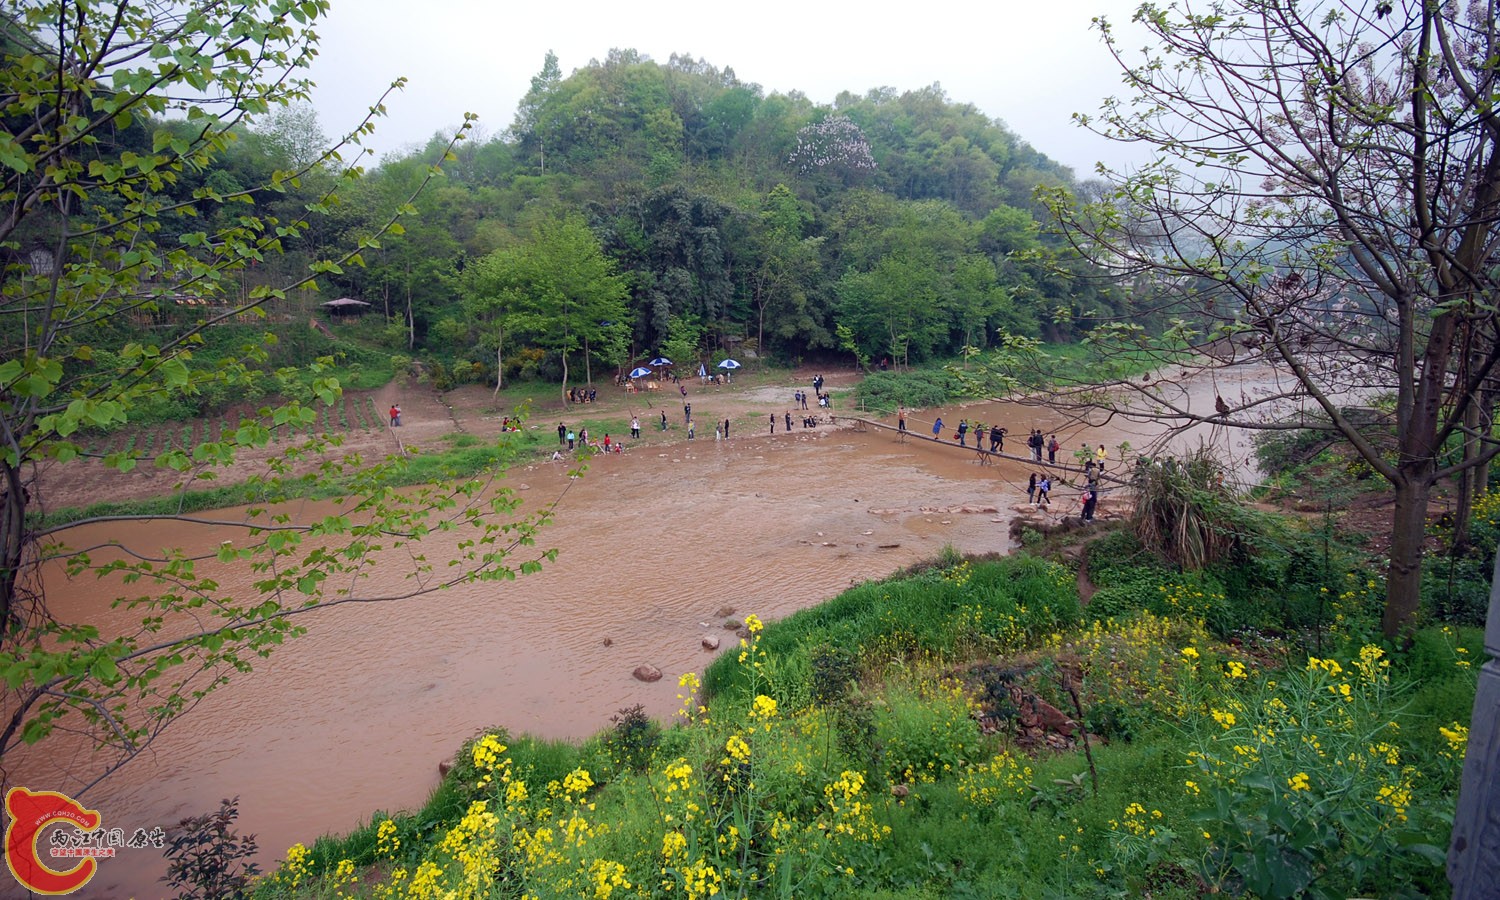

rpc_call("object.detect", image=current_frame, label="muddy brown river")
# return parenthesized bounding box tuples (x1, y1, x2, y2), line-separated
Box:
(8, 375, 1274, 897)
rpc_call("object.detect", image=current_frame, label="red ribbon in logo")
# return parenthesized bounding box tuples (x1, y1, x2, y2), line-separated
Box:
(5, 787, 102, 895)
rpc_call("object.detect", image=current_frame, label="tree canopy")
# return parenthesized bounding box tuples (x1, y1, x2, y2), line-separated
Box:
(0, 0, 549, 796)
(319, 51, 1133, 379)
(1031, 0, 1500, 637)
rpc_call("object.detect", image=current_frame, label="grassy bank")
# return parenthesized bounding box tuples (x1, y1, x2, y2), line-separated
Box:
(850, 341, 1175, 415)
(226, 520, 1479, 899)
(37, 430, 547, 530)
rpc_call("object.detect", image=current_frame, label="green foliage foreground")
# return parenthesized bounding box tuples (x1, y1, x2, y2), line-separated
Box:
(249, 548, 1480, 900)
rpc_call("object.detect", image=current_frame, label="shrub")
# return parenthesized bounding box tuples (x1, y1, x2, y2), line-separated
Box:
(1180, 647, 1451, 898)
(1087, 571, 1171, 620)
(1084, 528, 1155, 580)
(853, 369, 964, 411)
(811, 644, 858, 706)
(604, 704, 660, 775)
(162, 797, 260, 900)
(1424, 551, 1493, 627)
(1254, 427, 1335, 476)
(878, 679, 983, 786)
(1132, 449, 1251, 570)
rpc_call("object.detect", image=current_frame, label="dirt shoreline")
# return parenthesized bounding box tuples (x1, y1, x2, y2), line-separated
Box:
(37, 367, 871, 512)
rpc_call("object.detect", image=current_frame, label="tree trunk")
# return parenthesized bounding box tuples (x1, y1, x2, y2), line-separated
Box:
(755, 281, 766, 359)
(493, 326, 504, 400)
(0, 461, 24, 633)
(583, 336, 592, 386)
(560, 350, 569, 404)
(1477, 387, 1496, 502)
(1383, 476, 1433, 639)
(405, 259, 415, 351)
(1454, 396, 1482, 554)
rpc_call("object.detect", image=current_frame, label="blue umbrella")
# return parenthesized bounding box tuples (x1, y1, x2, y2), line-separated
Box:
(649, 356, 673, 367)
(716, 359, 741, 370)
(628, 367, 653, 378)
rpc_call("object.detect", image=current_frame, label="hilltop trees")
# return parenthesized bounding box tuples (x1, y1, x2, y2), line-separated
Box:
(339, 52, 1110, 368)
(1040, 0, 1500, 637)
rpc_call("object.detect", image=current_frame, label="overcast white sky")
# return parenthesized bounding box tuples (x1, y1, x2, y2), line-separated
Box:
(306, 0, 1152, 178)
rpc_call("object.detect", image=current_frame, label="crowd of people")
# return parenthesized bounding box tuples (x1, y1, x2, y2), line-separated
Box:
(895, 404, 1110, 523)
(548, 373, 1104, 522)
(552, 374, 838, 460)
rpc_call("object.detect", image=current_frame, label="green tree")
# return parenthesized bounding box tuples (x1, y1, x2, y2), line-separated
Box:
(463, 216, 628, 397)
(836, 251, 946, 369)
(750, 184, 827, 356)
(254, 101, 330, 171)
(1043, 0, 1500, 637)
(0, 0, 538, 794)
(510, 50, 562, 173)
(462, 241, 540, 395)
(658, 314, 706, 377)
(948, 254, 1007, 354)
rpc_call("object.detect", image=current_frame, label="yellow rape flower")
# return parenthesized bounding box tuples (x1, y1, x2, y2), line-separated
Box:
(376, 818, 400, 858)
(589, 858, 632, 898)
(283, 843, 310, 889)
(563, 768, 594, 801)
(1440, 722, 1469, 759)
(724, 734, 751, 764)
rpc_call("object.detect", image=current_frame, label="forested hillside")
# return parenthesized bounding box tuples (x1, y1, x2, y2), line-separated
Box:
(23, 49, 1131, 388)
(392, 52, 1132, 378)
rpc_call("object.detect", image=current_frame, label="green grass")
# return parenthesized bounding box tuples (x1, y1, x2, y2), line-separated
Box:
(703, 554, 1080, 704)
(850, 342, 1177, 414)
(34, 430, 543, 530)
(248, 546, 1476, 900)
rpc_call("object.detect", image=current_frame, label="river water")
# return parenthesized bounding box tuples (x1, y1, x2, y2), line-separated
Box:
(8, 375, 1273, 898)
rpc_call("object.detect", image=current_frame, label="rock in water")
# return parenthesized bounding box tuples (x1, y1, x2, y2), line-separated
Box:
(632, 664, 663, 683)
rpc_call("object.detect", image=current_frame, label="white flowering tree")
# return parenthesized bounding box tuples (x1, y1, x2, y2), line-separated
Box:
(1034, 0, 1500, 638)
(788, 114, 876, 180)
